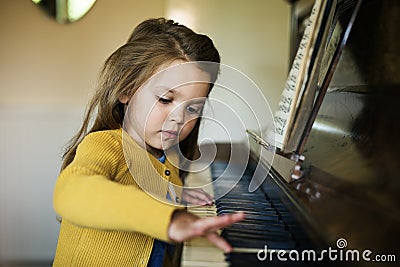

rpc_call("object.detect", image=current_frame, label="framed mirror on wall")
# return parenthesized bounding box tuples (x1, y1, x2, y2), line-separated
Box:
(32, 0, 97, 24)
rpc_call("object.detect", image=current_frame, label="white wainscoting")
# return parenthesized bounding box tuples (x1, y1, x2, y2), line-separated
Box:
(0, 105, 84, 263)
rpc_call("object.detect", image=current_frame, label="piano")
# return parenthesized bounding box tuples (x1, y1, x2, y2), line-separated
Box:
(180, 0, 400, 266)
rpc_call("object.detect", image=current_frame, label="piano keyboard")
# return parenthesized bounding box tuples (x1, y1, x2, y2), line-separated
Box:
(180, 166, 228, 267)
(182, 159, 316, 267)
(212, 161, 315, 266)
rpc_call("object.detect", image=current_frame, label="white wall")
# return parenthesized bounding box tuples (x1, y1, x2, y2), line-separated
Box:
(0, 106, 83, 262)
(0, 0, 289, 263)
(165, 0, 290, 143)
(0, 0, 164, 263)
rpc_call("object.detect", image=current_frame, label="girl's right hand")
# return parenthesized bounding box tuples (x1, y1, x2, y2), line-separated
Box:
(167, 210, 245, 253)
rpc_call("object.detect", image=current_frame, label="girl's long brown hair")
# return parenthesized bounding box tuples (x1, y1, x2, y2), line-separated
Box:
(61, 18, 220, 178)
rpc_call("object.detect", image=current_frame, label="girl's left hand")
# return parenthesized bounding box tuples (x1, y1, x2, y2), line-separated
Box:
(181, 188, 213, 206)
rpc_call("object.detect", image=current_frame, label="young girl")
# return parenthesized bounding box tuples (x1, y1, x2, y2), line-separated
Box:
(52, 18, 244, 267)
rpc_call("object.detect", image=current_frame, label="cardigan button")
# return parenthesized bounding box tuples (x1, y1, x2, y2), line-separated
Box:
(165, 170, 171, 176)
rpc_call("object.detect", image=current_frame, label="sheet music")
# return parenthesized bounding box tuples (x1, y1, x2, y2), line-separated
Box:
(286, 0, 337, 152)
(272, 0, 337, 153)
(318, 12, 344, 86)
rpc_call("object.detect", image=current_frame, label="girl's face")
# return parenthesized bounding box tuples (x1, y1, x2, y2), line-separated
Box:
(124, 61, 211, 156)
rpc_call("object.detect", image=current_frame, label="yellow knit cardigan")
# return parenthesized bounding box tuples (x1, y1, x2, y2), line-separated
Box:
(53, 129, 183, 267)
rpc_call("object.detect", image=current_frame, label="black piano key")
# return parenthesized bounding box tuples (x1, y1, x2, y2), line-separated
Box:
(217, 195, 263, 200)
(216, 205, 274, 212)
(223, 233, 294, 247)
(216, 202, 273, 209)
(216, 203, 276, 213)
(215, 192, 257, 198)
(217, 209, 276, 216)
(271, 203, 289, 210)
(216, 201, 272, 207)
(217, 208, 274, 216)
(224, 227, 293, 239)
(222, 230, 295, 245)
(226, 236, 296, 250)
(221, 212, 280, 222)
(218, 197, 268, 202)
(216, 206, 273, 213)
(229, 221, 286, 232)
(219, 193, 267, 200)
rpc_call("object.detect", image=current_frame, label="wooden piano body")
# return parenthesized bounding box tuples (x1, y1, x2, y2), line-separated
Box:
(181, 0, 400, 266)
